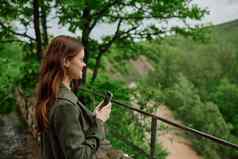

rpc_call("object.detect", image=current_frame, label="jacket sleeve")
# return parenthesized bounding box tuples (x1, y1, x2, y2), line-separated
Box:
(87, 113, 106, 143)
(52, 101, 104, 159)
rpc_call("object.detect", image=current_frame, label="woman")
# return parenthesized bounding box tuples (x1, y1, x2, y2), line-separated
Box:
(34, 35, 111, 159)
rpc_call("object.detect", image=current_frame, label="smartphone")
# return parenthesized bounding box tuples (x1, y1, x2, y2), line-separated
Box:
(98, 91, 113, 111)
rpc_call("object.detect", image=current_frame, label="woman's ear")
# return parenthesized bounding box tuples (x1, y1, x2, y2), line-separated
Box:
(64, 58, 71, 68)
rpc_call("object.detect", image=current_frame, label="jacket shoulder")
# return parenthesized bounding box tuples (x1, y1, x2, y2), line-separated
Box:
(49, 98, 80, 124)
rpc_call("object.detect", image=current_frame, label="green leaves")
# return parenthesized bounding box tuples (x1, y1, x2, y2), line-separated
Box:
(188, 4, 209, 20)
(210, 79, 238, 136)
(64, 0, 85, 8)
(163, 74, 231, 159)
(57, 0, 208, 41)
(131, 22, 238, 158)
(0, 42, 24, 113)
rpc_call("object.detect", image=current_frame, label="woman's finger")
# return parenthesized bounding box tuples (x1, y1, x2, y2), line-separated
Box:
(104, 106, 111, 113)
(106, 103, 112, 109)
(100, 103, 111, 110)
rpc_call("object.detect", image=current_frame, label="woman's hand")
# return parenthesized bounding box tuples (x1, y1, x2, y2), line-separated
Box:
(94, 101, 112, 122)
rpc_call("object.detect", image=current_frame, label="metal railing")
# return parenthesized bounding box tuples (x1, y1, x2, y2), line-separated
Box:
(81, 87, 238, 159)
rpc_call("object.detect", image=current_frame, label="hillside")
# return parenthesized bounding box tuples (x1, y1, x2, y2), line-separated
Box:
(105, 19, 238, 159)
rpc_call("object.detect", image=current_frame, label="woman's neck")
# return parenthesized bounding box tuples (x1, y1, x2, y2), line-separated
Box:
(62, 76, 71, 90)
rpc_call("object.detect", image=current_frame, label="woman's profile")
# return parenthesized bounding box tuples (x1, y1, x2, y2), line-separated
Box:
(34, 35, 111, 159)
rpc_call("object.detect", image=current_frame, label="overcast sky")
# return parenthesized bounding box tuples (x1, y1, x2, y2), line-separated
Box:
(24, 0, 238, 40)
(193, 0, 238, 24)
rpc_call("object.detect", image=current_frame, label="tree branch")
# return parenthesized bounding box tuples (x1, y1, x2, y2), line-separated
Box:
(0, 39, 23, 43)
(90, 18, 123, 83)
(107, 14, 185, 20)
(90, 21, 139, 83)
(98, 20, 138, 54)
(89, 0, 120, 32)
(99, 18, 123, 52)
(0, 21, 35, 41)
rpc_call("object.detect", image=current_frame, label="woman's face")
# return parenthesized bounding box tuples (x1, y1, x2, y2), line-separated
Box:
(64, 49, 86, 80)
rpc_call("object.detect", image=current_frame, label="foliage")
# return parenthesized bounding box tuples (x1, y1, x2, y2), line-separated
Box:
(1, 0, 209, 83)
(0, 42, 24, 113)
(210, 79, 238, 136)
(17, 54, 40, 96)
(132, 21, 238, 158)
(164, 74, 232, 159)
(131, 70, 165, 113)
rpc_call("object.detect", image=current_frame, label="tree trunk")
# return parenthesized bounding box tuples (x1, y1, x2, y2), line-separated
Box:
(33, 0, 42, 60)
(40, 2, 48, 48)
(81, 47, 89, 85)
(91, 51, 103, 83)
(81, 5, 91, 85)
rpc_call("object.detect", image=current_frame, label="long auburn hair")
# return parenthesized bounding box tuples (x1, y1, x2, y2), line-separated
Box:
(35, 35, 84, 134)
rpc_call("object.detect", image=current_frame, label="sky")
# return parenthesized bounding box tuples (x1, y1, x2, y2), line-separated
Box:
(193, 0, 238, 24)
(19, 0, 238, 41)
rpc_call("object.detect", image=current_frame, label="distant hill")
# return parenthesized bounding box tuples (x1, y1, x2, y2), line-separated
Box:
(215, 19, 238, 30)
(106, 18, 238, 82)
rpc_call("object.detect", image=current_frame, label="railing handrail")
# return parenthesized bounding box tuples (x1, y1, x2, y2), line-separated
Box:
(80, 87, 238, 151)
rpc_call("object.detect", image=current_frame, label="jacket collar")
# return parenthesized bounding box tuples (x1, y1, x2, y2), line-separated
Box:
(57, 82, 97, 121)
(57, 82, 78, 105)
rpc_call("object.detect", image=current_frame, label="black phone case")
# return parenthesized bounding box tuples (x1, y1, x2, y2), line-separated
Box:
(99, 91, 112, 110)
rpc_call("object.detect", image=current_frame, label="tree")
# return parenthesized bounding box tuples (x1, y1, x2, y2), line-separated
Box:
(0, 0, 52, 59)
(0, 0, 208, 85)
(56, 0, 208, 84)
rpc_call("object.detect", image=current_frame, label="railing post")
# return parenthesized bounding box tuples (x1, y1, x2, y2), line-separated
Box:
(150, 116, 157, 159)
